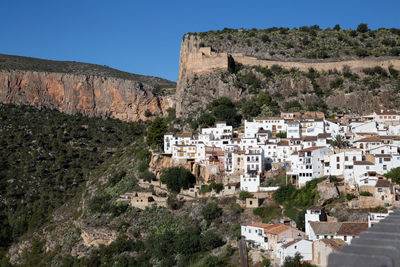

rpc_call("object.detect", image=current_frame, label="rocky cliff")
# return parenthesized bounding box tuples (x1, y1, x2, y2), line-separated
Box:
(176, 32, 400, 117)
(0, 54, 176, 121)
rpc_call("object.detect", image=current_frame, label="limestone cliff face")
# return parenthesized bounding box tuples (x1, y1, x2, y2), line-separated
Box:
(0, 70, 174, 121)
(176, 34, 400, 117)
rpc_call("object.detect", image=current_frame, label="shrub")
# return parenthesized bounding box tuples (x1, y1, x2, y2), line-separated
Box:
(253, 206, 282, 223)
(346, 193, 357, 200)
(209, 181, 224, 193)
(202, 202, 222, 223)
(146, 117, 168, 149)
(174, 226, 201, 255)
(356, 23, 369, 33)
(384, 167, 400, 183)
(239, 191, 254, 200)
(276, 132, 287, 138)
(360, 191, 373, 197)
(201, 230, 224, 251)
(88, 194, 112, 213)
(160, 167, 196, 193)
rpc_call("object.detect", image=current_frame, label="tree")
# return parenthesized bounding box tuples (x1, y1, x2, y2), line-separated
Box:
(331, 135, 349, 149)
(239, 191, 254, 200)
(146, 117, 168, 149)
(160, 167, 196, 193)
(174, 226, 202, 255)
(333, 24, 341, 31)
(295, 209, 306, 231)
(201, 230, 224, 251)
(201, 202, 222, 223)
(384, 167, 400, 183)
(283, 252, 313, 267)
(357, 23, 369, 33)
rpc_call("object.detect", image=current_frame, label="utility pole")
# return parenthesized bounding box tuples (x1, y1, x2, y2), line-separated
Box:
(238, 237, 249, 267)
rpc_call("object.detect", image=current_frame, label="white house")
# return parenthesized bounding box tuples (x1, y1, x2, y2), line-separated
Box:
(241, 223, 270, 249)
(286, 120, 301, 138)
(240, 173, 260, 192)
(305, 206, 327, 239)
(278, 239, 313, 264)
(323, 149, 363, 183)
(350, 121, 377, 134)
(287, 146, 331, 187)
(353, 160, 377, 186)
(244, 148, 264, 175)
(308, 222, 368, 244)
(373, 109, 400, 123)
(201, 121, 232, 140)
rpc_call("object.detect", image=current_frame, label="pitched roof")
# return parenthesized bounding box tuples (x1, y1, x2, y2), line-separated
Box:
(248, 223, 272, 229)
(298, 146, 326, 152)
(375, 109, 398, 115)
(263, 224, 291, 235)
(303, 136, 318, 141)
(254, 116, 283, 121)
(278, 140, 289, 146)
(320, 239, 347, 251)
(310, 222, 368, 236)
(354, 137, 382, 143)
(337, 222, 368, 236)
(376, 179, 392, 188)
(354, 161, 374, 165)
(374, 154, 392, 158)
(318, 133, 332, 139)
(215, 121, 226, 124)
(177, 132, 192, 138)
(281, 239, 302, 249)
(309, 222, 342, 235)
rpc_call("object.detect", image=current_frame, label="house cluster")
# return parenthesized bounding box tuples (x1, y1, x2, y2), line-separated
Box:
(164, 109, 400, 194)
(241, 206, 375, 266)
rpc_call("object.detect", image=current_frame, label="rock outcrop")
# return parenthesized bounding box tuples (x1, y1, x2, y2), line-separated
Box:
(0, 70, 174, 121)
(317, 180, 340, 205)
(175, 34, 400, 117)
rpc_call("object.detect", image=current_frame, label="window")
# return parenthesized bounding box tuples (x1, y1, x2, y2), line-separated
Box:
(345, 156, 348, 161)
(337, 156, 340, 162)
(337, 164, 340, 169)
(353, 156, 356, 161)
(383, 165, 387, 170)
(344, 236, 347, 241)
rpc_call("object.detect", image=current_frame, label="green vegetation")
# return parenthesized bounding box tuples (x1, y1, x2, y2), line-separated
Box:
(253, 206, 282, 223)
(360, 191, 373, 197)
(283, 252, 314, 267)
(384, 167, 400, 183)
(239, 191, 254, 200)
(146, 117, 168, 149)
(346, 193, 357, 201)
(190, 25, 400, 60)
(273, 178, 325, 229)
(0, 103, 146, 253)
(160, 166, 196, 193)
(202, 202, 223, 224)
(332, 135, 350, 148)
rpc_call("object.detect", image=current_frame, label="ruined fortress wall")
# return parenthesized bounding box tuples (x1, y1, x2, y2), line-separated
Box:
(177, 36, 400, 82)
(232, 54, 400, 73)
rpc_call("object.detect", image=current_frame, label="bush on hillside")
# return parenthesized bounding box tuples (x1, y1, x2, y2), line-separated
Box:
(160, 167, 196, 193)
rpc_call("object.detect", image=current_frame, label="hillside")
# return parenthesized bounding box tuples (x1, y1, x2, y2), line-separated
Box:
(188, 26, 400, 61)
(0, 54, 176, 87)
(0, 103, 147, 261)
(176, 26, 400, 120)
(0, 54, 176, 122)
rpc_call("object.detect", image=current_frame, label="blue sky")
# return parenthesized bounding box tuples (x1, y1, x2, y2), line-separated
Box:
(1, 0, 400, 81)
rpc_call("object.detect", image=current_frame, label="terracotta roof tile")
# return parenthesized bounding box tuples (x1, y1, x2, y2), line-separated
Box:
(376, 179, 392, 188)
(298, 146, 326, 152)
(354, 161, 374, 165)
(355, 137, 382, 142)
(337, 222, 368, 236)
(320, 239, 347, 251)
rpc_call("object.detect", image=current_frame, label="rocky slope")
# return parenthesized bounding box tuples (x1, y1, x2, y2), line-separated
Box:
(176, 30, 400, 118)
(0, 54, 176, 121)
